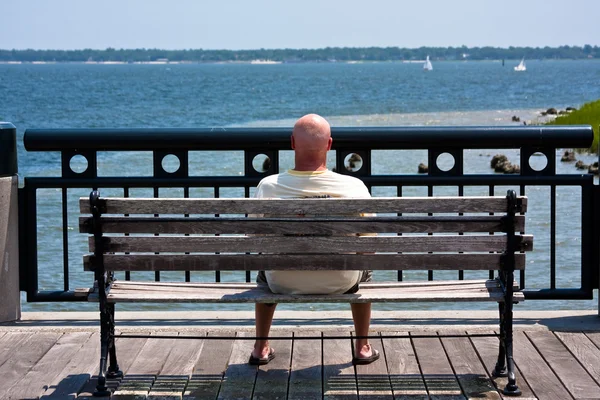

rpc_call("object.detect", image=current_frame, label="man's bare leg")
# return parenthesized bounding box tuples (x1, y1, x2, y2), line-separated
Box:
(351, 302, 376, 358)
(252, 303, 277, 359)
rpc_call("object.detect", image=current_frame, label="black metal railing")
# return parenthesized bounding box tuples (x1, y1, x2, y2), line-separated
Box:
(16, 125, 600, 304)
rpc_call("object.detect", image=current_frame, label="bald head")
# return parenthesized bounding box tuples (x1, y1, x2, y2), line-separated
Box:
(291, 114, 332, 171)
(292, 114, 331, 151)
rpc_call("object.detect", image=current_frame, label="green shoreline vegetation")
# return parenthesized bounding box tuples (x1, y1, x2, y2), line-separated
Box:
(1, 45, 598, 63)
(546, 99, 600, 153)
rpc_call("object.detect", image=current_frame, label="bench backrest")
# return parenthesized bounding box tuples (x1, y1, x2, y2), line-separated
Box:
(79, 193, 531, 273)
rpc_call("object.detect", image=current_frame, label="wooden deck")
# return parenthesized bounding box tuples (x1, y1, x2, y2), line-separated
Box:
(1, 311, 599, 399)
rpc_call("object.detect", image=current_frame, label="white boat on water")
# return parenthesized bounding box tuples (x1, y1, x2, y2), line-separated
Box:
(514, 58, 526, 71)
(423, 55, 433, 71)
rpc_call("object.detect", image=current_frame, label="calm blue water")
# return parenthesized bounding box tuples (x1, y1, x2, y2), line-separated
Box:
(1, 60, 599, 312)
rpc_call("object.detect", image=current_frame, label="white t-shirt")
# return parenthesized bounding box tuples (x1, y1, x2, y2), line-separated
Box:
(254, 169, 371, 295)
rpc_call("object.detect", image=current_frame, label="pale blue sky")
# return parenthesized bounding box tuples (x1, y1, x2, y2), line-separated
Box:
(2, 0, 599, 50)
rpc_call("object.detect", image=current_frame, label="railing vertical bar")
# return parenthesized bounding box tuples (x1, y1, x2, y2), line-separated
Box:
(580, 182, 595, 295)
(550, 185, 556, 289)
(61, 187, 69, 291)
(26, 186, 39, 300)
(396, 185, 403, 282)
(489, 184, 495, 280)
(154, 186, 160, 282)
(245, 185, 251, 283)
(458, 184, 464, 281)
(520, 184, 526, 289)
(428, 184, 433, 281)
(214, 186, 221, 283)
(184, 186, 191, 283)
(124, 187, 131, 282)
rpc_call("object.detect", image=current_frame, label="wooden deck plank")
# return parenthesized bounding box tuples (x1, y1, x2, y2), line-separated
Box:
(0, 331, 62, 399)
(183, 331, 235, 400)
(585, 332, 600, 350)
(525, 331, 600, 399)
(0, 331, 5, 349)
(0, 331, 33, 368)
(42, 332, 101, 399)
(3, 332, 90, 400)
(158, 333, 205, 376)
(441, 331, 500, 400)
(381, 331, 428, 400)
(216, 332, 257, 400)
(512, 331, 572, 400)
(112, 334, 176, 399)
(147, 333, 205, 400)
(354, 334, 393, 399)
(323, 331, 358, 400)
(288, 330, 323, 400)
(76, 335, 149, 399)
(555, 332, 600, 387)
(411, 332, 464, 399)
(252, 332, 292, 400)
(468, 332, 536, 400)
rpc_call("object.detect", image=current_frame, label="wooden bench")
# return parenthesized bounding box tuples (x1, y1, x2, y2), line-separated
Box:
(79, 189, 531, 396)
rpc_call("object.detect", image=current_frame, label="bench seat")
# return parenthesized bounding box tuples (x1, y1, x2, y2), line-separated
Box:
(83, 279, 523, 303)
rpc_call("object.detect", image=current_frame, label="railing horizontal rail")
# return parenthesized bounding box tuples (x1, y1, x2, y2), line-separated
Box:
(24, 125, 594, 150)
(24, 174, 595, 188)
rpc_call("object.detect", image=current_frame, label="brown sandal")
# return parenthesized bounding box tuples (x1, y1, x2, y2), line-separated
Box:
(249, 348, 275, 365)
(352, 348, 380, 365)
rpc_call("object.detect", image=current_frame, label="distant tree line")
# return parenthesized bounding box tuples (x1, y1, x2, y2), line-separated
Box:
(0, 45, 598, 62)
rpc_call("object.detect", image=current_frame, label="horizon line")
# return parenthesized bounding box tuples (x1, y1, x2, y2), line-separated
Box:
(2, 44, 598, 52)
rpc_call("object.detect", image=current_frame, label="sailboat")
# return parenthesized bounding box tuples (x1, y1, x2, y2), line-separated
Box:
(423, 55, 433, 71)
(514, 57, 526, 71)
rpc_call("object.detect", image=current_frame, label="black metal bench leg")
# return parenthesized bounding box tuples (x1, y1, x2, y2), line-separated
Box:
(91, 189, 114, 397)
(106, 303, 123, 379)
(493, 301, 507, 377)
(502, 298, 521, 396)
(499, 190, 521, 396)
(94, 306, 111, 397)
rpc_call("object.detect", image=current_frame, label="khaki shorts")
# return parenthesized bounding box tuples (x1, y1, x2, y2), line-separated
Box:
(256, 270, 372, 294)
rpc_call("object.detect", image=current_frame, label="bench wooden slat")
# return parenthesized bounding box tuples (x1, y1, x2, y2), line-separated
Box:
(100, 281, 517, 294)
(79, 215, 525, 234)
(110, 282, 497, 294)
(83, 253, 526, 272)
(108, 279, 519, 294)
(97, 279, 524, 303)
(107, 279, 519, 290)
(86, 288, 525, 303)
(79, 196, 527, 215)
(91, 234, 533, 253)
(80, 278, 518, 301)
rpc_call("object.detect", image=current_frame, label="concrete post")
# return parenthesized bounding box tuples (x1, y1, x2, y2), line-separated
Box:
(0, 122, 20, 322)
